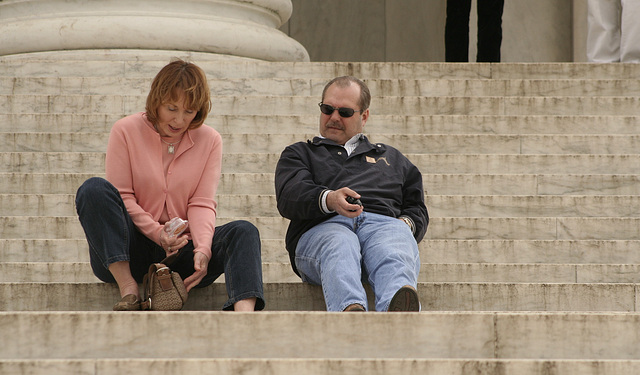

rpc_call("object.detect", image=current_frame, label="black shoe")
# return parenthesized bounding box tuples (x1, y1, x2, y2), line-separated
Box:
(388, 285, 419, 312)
(343, 303, 366, 312)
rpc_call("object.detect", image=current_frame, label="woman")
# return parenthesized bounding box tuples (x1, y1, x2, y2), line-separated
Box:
(76, 59, 265, 311)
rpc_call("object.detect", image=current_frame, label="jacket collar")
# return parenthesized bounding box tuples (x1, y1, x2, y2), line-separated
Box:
(309, 135, 386, 155)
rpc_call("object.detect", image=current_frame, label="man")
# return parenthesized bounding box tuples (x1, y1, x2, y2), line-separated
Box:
(275, 76, 428, 312)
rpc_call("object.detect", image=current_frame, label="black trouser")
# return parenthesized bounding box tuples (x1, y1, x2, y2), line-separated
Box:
(445, 0, 504, 62)
(76, 177, 265, 310)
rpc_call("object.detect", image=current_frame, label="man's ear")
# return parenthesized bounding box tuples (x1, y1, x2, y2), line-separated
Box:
(361, 108, 370, 127)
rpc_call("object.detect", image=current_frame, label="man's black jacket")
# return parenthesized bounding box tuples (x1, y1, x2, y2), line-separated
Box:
(275, 135, 429, 276)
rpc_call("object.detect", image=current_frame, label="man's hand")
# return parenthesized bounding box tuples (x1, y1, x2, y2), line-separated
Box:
(327, 187, 363, 218)
(184, 251, 209, 292)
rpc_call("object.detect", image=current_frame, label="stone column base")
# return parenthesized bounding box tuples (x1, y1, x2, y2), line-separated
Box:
(0, 0, 309, 62)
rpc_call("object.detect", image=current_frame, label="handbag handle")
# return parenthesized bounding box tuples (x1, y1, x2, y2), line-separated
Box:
(160, 247, 186, 267)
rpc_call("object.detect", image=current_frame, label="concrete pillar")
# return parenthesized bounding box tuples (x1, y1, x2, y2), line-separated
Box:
(0, 0, 309, 61)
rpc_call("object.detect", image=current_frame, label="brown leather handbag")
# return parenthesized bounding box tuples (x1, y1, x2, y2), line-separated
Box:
(141, 253, 188, 311)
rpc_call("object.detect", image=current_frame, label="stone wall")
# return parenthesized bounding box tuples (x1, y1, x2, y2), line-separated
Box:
(281, 0, 589, 62)
(0, 0, 589, 62)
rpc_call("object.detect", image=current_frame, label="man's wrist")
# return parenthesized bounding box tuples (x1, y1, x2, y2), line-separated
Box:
(320, 189, 335, 214)
(399, 215, 415, 234)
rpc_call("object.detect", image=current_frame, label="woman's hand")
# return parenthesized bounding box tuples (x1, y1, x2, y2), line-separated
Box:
(159, 227, 189, 257)
(184, 251, 209, 292)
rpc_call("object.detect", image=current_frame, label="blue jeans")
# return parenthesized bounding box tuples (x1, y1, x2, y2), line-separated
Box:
(75, 177, 265, 310)
(295, 212, 420, 311)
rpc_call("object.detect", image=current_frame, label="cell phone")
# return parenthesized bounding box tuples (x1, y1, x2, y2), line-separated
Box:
(346, 196, 362, 207)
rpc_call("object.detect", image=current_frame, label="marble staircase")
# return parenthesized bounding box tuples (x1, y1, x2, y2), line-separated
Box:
(1, 52, 640, 374)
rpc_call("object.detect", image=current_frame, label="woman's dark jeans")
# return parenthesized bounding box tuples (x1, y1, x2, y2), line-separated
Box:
(75, 177, 265, 310)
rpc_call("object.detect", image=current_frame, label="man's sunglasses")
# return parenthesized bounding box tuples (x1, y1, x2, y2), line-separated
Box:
(319, 103, 364, 118)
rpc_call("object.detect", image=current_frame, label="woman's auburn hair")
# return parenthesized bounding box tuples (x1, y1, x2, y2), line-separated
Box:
(145, 59, 211, 130)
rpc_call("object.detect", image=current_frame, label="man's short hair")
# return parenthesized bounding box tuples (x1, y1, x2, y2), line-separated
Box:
(321, 76, 371, 111)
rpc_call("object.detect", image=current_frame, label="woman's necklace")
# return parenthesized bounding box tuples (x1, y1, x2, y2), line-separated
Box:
(160, 138, 181, 154)
(154, 124, 183, 154)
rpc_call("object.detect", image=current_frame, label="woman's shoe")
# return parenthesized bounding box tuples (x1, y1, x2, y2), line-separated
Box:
(113, 294, 141, 311)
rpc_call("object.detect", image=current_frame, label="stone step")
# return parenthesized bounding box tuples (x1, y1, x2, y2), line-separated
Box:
(0, 152, 105, 173)
(431, 217, 640, 240)
(0, 238, 286, 264)
(4, 76, 640, 97)
(1, 282, 638, 311)
(4, 262, 640, 284)
(425, 174, 640, 196)
(2, 113, 639, 134)
(427, 195, 640, 218)
(6, 132, 640, 155)
(0, 173, 103, 194)
(3, 310, 640, 361)
(3, 239, 640, 265)
(3, 193, 640, 217)
(3, 55, 639, 370)
(0, 239, 90, 262)
(3, 216, 640, 241)
(3, 95, 640, 116)
(2, 153, 639, 174)
(0, 358, 640, 375)
(1, 56, 640, 79)
(4, 358, 640, 375)
(424, 263, 640, 283)
(424, 240, 640, 264)
(2, 173, 640, 196)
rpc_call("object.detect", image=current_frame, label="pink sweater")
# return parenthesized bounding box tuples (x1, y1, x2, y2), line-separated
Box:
(105, 112, 222, 259)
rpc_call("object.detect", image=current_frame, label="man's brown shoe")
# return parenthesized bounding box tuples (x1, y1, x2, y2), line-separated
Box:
(343, 303, 366, 312)
(388, 285, 419, 312)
